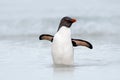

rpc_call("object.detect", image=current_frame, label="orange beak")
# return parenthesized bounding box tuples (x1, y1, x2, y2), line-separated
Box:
(71, 18, 76, 23)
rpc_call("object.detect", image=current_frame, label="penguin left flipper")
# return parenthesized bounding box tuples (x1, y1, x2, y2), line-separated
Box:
(72, 39, 93, 49)
(39, 34, 53, 42)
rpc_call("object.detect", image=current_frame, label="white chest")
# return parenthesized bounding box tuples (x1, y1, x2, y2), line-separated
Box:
(51, 26, 74, 65)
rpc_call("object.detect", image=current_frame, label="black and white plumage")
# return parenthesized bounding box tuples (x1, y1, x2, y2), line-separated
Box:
(39, 16, 93, 65)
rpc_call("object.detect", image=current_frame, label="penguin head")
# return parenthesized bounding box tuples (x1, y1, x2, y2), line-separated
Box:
(58, 16, 76, 31)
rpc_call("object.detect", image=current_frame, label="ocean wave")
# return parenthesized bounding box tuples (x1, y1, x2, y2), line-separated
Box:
(0, 16, 119, 36)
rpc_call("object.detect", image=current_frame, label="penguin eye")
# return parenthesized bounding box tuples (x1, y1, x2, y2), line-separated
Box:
(65, 18, 71, 22)
(63, 17, 72, 22)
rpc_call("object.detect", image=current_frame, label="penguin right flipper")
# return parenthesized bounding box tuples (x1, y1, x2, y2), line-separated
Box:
(39, 34, 53, 42)
(72, 39, 93, 49)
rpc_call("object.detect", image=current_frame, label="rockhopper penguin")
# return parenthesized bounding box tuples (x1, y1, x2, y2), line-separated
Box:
(39, 16, 93, 65)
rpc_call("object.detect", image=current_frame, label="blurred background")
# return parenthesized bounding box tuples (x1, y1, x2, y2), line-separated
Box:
(0, 0, 120, 80)
(0, 0, 120, 36)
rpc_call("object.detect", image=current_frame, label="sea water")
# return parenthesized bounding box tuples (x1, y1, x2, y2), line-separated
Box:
(0, 0, 120, 80)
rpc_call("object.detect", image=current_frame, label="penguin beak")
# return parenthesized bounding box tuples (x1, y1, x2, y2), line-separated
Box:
(71, 18, 76, 23)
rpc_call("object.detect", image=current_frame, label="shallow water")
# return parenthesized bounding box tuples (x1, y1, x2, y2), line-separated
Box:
(0, 0, 120, 80)
(0, 34, 120, 80)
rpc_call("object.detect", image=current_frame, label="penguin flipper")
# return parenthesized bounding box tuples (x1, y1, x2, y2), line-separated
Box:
(72, 39, 93, 49)
(39, 34, 53, 42)
(39, 34, 93, 49)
